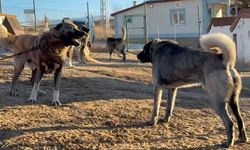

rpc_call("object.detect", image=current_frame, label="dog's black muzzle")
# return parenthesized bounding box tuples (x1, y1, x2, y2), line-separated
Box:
(137, 51, 152, 63)
(70, 30, 87, 46)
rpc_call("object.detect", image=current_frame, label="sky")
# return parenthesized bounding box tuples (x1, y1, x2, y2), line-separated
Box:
(2, 0, 144, 24)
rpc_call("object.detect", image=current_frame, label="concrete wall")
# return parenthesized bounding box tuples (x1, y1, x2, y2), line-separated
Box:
(208, 25, 232, 37)
(232, 18, 250, 64)
(114, 6, 144, 38)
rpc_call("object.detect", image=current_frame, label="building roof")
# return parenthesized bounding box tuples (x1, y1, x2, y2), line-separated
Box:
(0, 13, 16, 18)
(207, 17, 236, 32)
(0, 13, 24, 35)
(230, 9, 250, 32)
(111, 0, 181, 16)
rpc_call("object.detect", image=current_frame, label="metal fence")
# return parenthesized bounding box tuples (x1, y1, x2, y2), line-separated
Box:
(124, 14, 147, 51)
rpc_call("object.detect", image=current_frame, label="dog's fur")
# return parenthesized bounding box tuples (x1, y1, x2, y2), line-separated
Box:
(0, 19, 87, 105)
(67, 25, 91, 67)
(107, 27, 126, 61)
(137, 33, 248, 147)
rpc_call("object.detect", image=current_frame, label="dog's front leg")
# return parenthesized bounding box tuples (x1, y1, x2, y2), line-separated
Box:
(30, 68, 46, 96)
(164, 88, 178, 122)
(151, 84, 163, 126)
(52, 67, 62, 106)
(78, 45, 85, 63)
(27, 68, 43, 104)
(109, 49, 113, 61)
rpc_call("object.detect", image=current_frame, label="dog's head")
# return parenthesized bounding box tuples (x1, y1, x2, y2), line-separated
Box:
(80, 25, 91, 47)
(53, 19, 89, 46)
(137, 40, 159, 63)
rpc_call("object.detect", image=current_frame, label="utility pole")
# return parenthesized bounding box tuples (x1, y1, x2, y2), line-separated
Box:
(87, 1, 90, 30)
(235, 0, 238, 16)
(226, 0, 231, 16)
(100, 0, 109, 36)
(197, 5, 201, 37)
(33, 0, 37, 31)
(143, 1, 148, 43)
(0, 0, 3, 14)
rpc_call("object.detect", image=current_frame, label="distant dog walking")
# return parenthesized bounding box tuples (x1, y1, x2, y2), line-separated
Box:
(107, 27, 126, 61)
(137, 33, 248, 148)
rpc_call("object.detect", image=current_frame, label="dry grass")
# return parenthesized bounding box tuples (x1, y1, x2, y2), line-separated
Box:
(94, 25, 114, 39)
(0, 49, 249, 149)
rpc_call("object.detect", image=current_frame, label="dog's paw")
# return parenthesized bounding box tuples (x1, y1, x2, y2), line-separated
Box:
(26, 99, 36, 104)
(9, 91, 18, 96)
(238, 133, 249, 143)
(150, 116, 159, 126)
(221, 141, 234, 148)
(52, 101, 62, 106)
(163, 115, 172, 123)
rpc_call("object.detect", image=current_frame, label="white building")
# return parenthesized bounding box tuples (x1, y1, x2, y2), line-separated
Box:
(111, 0, 230, 46)
(207, 9, 250, 65)
(207, 17, 235, 38)
(230, 9, 250, 64)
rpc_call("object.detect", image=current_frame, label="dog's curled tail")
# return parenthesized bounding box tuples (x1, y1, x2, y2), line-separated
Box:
(200, 33, 236, 69)
(121, 26, 126, 41)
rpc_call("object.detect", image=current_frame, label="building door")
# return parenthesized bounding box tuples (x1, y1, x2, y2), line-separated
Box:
(124, 14, 146, 51)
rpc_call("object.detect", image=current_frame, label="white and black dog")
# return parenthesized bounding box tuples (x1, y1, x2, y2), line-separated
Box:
(137, 33, 248, 148)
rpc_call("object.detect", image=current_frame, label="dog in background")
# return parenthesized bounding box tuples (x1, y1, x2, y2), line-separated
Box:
(67, 25, 90, 67)
(0, 19, 87, 105)
(107, 27, 126, 61)
(137, 33, 248, 148)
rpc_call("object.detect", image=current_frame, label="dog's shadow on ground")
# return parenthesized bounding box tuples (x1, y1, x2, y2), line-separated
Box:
(1, 75, 210, 110)
(0, 122, 228, 150)
(73, 60, 152, 69)
(0, 68, 249, 149)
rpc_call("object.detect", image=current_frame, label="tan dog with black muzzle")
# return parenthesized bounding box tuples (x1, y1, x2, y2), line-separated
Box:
(0, 19, 88, 105)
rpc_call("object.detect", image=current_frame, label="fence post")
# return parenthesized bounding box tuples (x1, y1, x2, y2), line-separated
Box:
(124, 15, 129, 52)
(143, 2, 148, 44)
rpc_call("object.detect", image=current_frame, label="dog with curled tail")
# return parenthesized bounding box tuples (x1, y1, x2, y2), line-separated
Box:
(137, 33, 248, 148)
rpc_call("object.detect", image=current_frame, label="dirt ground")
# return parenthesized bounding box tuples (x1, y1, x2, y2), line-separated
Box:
(0, 46, 250, 150)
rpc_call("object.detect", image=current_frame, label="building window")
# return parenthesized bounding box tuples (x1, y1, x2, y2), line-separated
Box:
(127, 16, 133, 24)
(171, 9, 185, 25)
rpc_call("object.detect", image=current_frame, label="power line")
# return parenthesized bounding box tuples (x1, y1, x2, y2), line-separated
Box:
(0, 0, 3, 13)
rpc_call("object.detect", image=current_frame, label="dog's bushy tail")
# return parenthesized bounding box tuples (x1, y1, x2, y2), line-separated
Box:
(121, 27, 126, 41)
(200, 33, 236, 69)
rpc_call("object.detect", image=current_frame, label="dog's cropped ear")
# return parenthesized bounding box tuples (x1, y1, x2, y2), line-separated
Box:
(143, 41, 153, 52)
(152, 39, 160, 45)
(55, 23, 63, 30)
(144, 39, 160, 53)
(81, 25, 90, 33)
